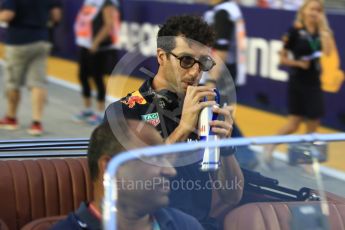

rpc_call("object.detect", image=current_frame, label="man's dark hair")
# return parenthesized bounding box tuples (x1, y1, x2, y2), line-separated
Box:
(157, 15, 215, 52)
(87, 121, 126, 181)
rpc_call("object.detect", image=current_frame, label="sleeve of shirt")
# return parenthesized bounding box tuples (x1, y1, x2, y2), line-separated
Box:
(187, 219, 204, 229)
(104, 100, 141, 126)
(213, 9, 235, 51)
(168, 208, 204, 229)
(283, 27, 297, 51)
(50, 214, 81, 230)
(1, 0, 15, 11)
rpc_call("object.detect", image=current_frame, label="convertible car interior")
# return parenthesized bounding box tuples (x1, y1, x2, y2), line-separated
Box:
(0, 139, 344, 230)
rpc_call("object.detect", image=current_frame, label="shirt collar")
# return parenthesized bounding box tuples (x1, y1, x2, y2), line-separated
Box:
(138, 79, 155, 103)
(138, 79, 183, 112)
(75, 202, 101, 230)
(153, 208, 176, 229)
(76, 203, 177, 230)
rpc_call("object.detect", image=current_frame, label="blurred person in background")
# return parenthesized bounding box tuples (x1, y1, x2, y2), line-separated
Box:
(51, 120, 203, 230)
(0, 0, 62, 135)
(204, 0, 247, 89)
(73, 0, 120, 125)
(204, 0, 258, 170)
(263, 0, 332, 168)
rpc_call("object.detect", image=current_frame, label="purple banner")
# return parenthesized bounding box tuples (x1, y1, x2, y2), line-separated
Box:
(1, 1, 344, 130)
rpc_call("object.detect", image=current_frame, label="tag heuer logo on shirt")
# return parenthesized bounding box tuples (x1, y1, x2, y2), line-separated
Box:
(141, 113, 160, 127)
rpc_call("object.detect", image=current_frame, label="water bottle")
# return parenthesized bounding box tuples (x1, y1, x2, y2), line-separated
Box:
(199, 89, 220, 171)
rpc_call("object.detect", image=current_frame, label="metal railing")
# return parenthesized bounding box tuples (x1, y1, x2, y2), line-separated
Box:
(0, 138, 89, 158)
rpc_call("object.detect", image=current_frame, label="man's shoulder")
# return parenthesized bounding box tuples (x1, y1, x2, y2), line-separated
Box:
(105, 90, 150, 121)
(120, 90, 148, 108)
(110, 90, 149, 109)
(162, 207, 198, 221)
(157, 207, 203, 229)
(51, 202, 101, 230)
(50, 213, 82, 230)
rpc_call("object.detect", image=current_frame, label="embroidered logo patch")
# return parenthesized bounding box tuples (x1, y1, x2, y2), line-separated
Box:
(121, 91, 147, 108)
(141, 112, 160, 127)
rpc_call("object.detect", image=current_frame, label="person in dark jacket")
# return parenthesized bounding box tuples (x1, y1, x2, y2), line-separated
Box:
(51, 120, 203, 230)
(0, 0, 62, 135)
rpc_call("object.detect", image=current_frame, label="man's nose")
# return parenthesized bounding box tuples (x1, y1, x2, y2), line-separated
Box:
(188, 62, 202, 76)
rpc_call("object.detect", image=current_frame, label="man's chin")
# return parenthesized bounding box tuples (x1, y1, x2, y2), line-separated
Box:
(177, 86, 187, 95)
(156, 193, 170, 206)
(145, 196, 169, 213)
(158, 195, 170, 207)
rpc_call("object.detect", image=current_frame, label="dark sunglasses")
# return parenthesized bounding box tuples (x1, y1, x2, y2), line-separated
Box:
(168, 51, 216, 72)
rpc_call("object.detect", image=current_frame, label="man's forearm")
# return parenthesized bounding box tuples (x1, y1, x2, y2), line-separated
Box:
(165, 125, 190, 144)
(213, 155, 244, 206)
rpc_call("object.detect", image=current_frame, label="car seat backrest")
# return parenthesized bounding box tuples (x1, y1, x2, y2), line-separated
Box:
(0, 218, 10, 230)
(20, 215, 65, 230)
(0, 158, 93, 230)
(223, 201, 345, 230)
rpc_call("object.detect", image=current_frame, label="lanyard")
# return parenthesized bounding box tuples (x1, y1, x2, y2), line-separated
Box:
(305, 30, 320, 52)
(308, 37, 320, 52)
(152, 216, 161, 230)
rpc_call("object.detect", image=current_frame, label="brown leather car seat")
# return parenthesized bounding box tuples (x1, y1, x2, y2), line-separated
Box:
(0, 158, 93, 230)
(0, 218, 9, 230)
(223, 202, 345, 230)
(20, 216, 65, 230)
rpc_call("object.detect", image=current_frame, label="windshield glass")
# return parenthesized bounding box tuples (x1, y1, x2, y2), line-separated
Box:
(102, 136, 345, 230)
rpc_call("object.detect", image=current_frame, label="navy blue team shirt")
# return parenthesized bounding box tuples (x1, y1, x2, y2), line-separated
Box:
(1, 0, 61, 45)
(51, 202, 203, 230)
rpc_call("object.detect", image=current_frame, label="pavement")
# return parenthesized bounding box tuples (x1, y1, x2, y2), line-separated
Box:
(0, 69, 95, 140)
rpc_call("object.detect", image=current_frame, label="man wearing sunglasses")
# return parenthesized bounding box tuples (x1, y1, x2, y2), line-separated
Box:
(105, 15, 244, 230)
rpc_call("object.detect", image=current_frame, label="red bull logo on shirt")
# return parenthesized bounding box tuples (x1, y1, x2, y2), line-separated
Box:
(121, 91, 147, 108)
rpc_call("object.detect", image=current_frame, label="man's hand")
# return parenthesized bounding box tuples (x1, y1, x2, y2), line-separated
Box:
(179, 86, 217, 134)
(209, 105, 234, 138)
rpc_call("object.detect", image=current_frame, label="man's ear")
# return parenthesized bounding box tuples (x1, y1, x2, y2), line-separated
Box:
(98, 155, 112, 177)
(157, 48, 167, 66)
